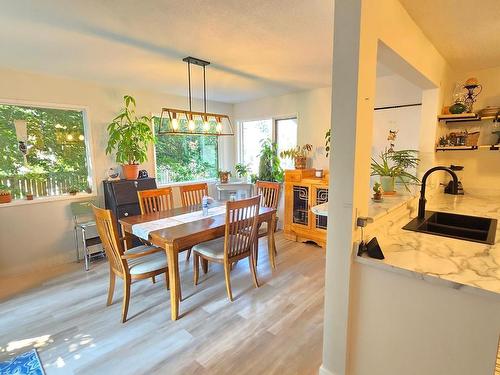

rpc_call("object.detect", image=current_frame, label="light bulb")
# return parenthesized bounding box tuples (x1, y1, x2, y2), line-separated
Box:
(172, 118, 179, 130)
(216, 120, 222, 133)
(188, 118, 196, 131)
(78, 134, 84, 141)
(203, 118, 210, 131)
(66, 134, 74, 141)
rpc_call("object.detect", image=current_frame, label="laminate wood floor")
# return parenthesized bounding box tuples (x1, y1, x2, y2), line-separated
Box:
(0, 233, 325, 375)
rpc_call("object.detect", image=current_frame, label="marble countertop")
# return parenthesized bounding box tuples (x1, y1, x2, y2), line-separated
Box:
(359, 189, 500, 298)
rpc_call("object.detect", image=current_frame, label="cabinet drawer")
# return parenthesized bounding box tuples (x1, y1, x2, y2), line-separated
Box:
(117, 204, 141, 219)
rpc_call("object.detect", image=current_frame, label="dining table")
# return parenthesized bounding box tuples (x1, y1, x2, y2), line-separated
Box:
(119, 201, 277, 321)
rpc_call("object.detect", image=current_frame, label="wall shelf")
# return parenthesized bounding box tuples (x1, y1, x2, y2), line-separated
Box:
(436, 145, 500, 152)
(438, 113, 497, 124)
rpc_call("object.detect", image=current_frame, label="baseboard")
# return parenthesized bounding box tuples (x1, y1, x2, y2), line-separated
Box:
(319, 364, 336, 375)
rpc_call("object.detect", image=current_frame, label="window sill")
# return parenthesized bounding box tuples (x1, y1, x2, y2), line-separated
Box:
(157, 178, 218, 188)
(0, 192, 96, 208)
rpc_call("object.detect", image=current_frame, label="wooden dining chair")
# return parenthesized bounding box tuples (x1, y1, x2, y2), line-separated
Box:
(192, 196, 261, 301)
(254, 181, 280, 263)
(138, 187, 174, 214)
(92, 205, 169, 323)
(179, 182, 209, 260)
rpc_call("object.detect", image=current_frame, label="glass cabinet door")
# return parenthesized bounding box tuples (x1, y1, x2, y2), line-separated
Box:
(314, 187, 328, 230)
(292, 185, 310, 227)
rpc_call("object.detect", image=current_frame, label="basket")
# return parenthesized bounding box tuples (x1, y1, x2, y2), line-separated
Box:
(465, 131, 480, 147)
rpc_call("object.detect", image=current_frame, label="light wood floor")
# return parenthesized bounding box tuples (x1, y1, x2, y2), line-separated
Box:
(0, 233, 325, 375)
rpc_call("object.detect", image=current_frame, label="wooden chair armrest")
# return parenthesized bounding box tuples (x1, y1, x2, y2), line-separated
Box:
(121, 247, 163, 259)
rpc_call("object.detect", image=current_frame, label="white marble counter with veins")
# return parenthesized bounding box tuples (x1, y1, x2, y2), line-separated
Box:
(358, 189, 500, 298)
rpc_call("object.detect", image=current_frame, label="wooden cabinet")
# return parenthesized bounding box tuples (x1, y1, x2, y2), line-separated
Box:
(283, 169, 328, 248)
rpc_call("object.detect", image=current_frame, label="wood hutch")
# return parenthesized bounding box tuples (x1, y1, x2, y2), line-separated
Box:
(283, 169, 328, 248)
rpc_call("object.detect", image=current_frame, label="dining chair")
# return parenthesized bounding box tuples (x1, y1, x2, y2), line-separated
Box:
(192, 195, 261, 301)
(254, 181, 280, 263)
(138, 187, 174, 214)
(179, 182, 209, 260)
(92, 205, 168, 323)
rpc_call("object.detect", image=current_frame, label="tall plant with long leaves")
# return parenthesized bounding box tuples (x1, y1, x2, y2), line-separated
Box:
(106, 95, 155, 165)
(371, 149, 420, 191)
(256, 139, 283, 183)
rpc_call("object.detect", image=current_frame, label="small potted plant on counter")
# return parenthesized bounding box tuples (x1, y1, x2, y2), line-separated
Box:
(0, 186, 12, 204)
(372, 182, 383, 202)
(68, 186, 79, 196)
(234, 163, 250, 182)
(106, 95, 155, 180)
(280, 144, 313, 169)
(371, 149, 420, 194)
(218, 170, 231, 183)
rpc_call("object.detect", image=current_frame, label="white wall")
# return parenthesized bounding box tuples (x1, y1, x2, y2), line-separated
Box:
(0, 67, 233, 277)
(233, 86, 332, 170)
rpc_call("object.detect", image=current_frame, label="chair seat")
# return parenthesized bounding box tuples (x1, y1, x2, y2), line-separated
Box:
(125, 245, 167, 275)
(192, 237, 225, 260)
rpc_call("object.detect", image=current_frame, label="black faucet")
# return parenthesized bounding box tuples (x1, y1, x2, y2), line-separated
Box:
(418, 166, 459, 219)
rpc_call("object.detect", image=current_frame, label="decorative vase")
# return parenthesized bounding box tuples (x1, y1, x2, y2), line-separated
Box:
(122, 164, 140, 180)
(294, 156, 307, 169)
(0, 193, 12, 204)
(449, 102, 466, 114)
(373, 192, 383, 201)
(219, 171, 230, 183)
(380, 176, 395, 194)
(26, 194, 34, 200)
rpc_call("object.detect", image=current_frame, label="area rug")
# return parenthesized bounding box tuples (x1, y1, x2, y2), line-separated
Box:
(0, 349, 45, 375)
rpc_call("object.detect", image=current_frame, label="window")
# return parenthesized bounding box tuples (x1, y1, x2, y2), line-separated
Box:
(0, 102, 92, 200)
(153, 117, 218, 184)
(239, 117, 298, 173)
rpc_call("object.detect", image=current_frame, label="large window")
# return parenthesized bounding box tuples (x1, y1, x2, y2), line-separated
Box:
(0, 102, 92, 200)
(153, 117, 218, 184)
(239, 117, 298, 173)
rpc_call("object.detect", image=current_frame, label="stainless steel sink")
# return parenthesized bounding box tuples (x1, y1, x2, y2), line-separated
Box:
(403, 211, 497, 245)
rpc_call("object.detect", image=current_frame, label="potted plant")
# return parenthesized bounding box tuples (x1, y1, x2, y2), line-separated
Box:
(218, 170, 231, 184)
(371, 149, 420, 194)
(234, 163, 250, 181)
(0, 186, 12, 204)
(258, 139, 284, 182)
(26, 193, 34, 201)
(68, 186, 79, 196)
(280, 144, 313, 169)
(106, 95, 155, 180)
(372, 182, 383, 201)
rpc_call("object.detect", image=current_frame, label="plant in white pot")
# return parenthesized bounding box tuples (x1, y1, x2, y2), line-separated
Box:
(106, 95, 155, 180)
(371, 149, 419, 194)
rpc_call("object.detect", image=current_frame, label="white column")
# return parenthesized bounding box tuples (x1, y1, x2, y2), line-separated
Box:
(320, 0, 363, 374)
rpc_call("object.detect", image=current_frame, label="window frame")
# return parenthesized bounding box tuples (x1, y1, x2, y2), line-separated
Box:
(0, 98, 96, 204)
(151, 113, 220, 186)
(237, 114, 299, 165)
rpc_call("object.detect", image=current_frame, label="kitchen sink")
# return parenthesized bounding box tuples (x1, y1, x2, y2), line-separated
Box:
(403, 211, 497, 244)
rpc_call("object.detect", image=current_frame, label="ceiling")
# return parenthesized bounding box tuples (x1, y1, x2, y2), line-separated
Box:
(399, 0, 500, 72)
(0, 0, 333, 104)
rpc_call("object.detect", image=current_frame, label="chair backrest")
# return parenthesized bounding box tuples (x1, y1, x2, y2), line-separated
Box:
(138, 187, 174, 214)
(255, 181, 280, 209)
(92, 205, 126, 275)
(224, 195, 261, 260)
(179, 183, 209, 207)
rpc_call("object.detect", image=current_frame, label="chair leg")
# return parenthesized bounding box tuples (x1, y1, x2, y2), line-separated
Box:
(152, 276, 156, 284)
(202, 258, 209, 274)
(193, 254, 200, 285)
(121, 277, 131, 323)
(107, 271, 116, 306)
(186, 248, 192, 261)
(254, 238, 259, 265)
(224, 263, 233, 302)
(249, 254, 259, 288)
(165, 270, 169, 291)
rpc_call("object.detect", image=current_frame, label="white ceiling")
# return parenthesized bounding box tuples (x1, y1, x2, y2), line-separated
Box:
(0, 0, 333, 104)
(399, 0, 500, 72)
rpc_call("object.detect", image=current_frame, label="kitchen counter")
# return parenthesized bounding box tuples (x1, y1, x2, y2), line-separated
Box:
(358, 189, 500, 298)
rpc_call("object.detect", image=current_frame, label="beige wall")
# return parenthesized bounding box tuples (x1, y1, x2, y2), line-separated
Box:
(0, 67, 233, 276)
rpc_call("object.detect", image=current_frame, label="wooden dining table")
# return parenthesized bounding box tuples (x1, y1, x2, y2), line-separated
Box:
(119, 202, 277, 321)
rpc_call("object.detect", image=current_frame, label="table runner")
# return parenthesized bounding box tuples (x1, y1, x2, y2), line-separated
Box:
(131, 205, 226, 240)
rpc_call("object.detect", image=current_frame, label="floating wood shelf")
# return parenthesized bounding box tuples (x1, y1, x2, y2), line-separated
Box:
(435, 145, 500, 152)
(438, 113, 497, 124)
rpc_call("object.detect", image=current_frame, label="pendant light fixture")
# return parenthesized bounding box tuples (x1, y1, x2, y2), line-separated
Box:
(157, 56, 234, 136)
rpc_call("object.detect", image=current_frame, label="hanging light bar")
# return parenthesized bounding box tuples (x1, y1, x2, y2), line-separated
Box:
(157, 56, 234, 136)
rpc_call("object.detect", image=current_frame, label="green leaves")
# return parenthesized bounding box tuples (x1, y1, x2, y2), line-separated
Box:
(258, 139, 283, 183)
(106, 95, 154, 165)
(279, 144, 313, 160)
(371, 148, 420, 192)
(325, 129, 331, 157)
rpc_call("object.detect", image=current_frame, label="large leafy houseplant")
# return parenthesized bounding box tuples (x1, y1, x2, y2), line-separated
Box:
(371, 149, 420, 193)
(106, 95, 155, 180)
(251, 139, 283, 183)
(279, 144, 313, 169)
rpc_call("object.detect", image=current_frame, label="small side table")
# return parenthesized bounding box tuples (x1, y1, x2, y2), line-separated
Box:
(216, 182, 254, 200)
